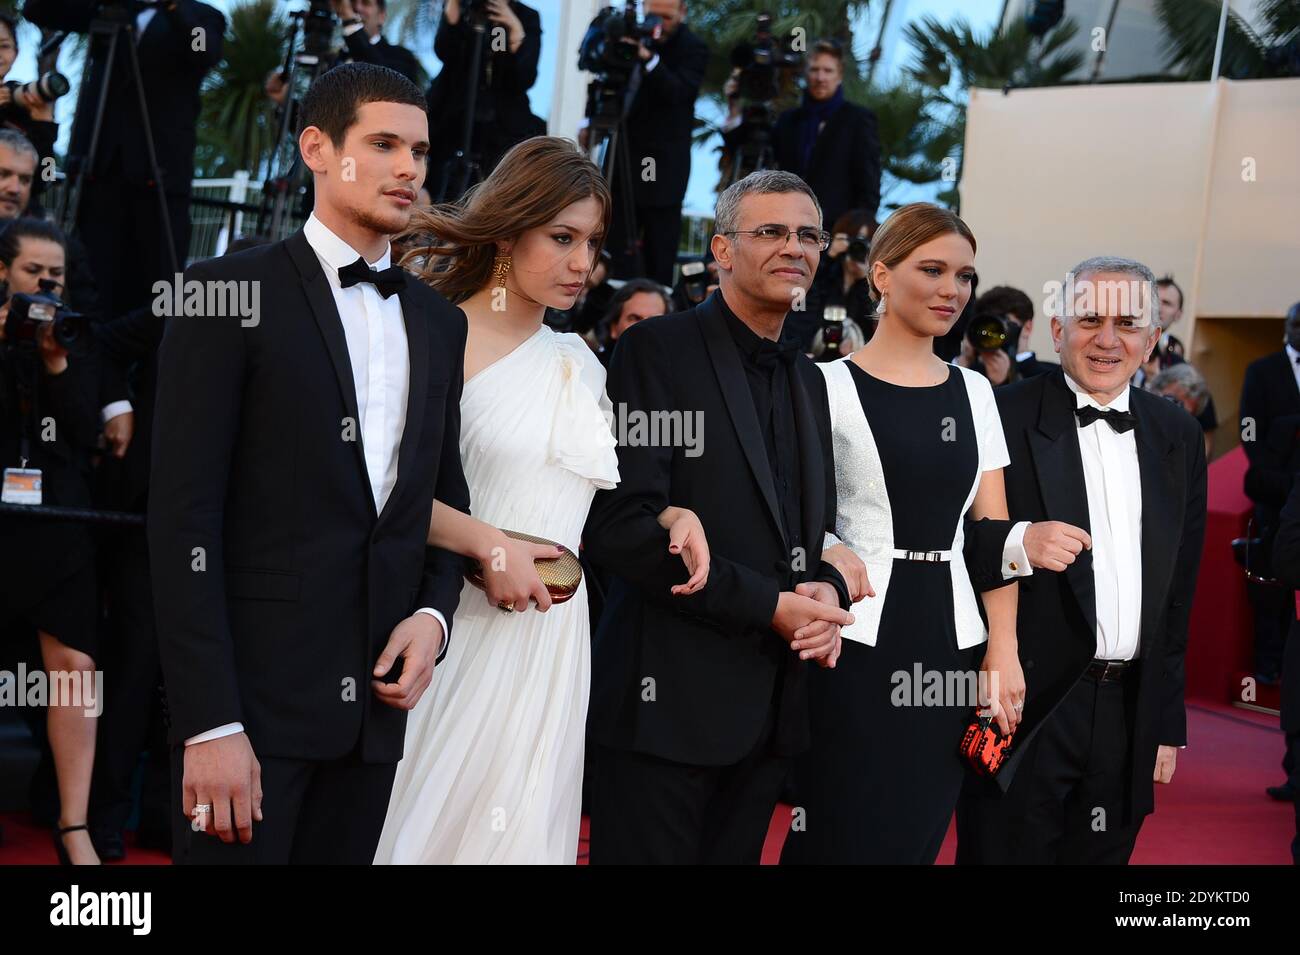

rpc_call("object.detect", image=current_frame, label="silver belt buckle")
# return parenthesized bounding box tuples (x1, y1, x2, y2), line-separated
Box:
(906, 550, 942, 562)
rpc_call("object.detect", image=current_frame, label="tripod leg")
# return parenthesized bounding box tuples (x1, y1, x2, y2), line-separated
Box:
(122, 31, 180, 276)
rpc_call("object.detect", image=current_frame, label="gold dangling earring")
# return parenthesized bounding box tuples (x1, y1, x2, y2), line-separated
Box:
(493, 252, 513, 289)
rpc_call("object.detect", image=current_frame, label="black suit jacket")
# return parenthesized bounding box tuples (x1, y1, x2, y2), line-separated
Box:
(773, 99, 881, 230)
(624, 24, 709, 208)
(1239, 349, 1300, 521)
(1263, 476, 1300, 732)
(584, 291, 847, 767)
(341, 31, 422, 86)
(969, 371, 1206, 820)
(1016, 353, 1060, 379)
(148, 231, 471, 763)
(23, 0, 225, 192)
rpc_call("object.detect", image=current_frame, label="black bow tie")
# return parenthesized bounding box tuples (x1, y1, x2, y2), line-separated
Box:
(753, 337, 801, 369)
(338, 257, 405, 299)
(1075, 404, 1137, 434)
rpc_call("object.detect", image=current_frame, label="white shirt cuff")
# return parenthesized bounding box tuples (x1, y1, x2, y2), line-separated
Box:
(342, 21, 365, 36)
(1002, 521, 1033, 578)
(414, 607, 449, 655)
(101, 400, 133, 423)
(185, 722, 244, 746)
(645, 53, 660, 72)
(823, 530, 842, 550)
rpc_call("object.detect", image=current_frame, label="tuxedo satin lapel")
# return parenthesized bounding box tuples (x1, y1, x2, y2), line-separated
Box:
(790, 362, 825, 565)
(1028, 374, 1097, 639)
(1134, 398, 1180, 658)
(285, 230, 376, 519)
(698, 298, 786, 546)
(378, 277, 430, 525)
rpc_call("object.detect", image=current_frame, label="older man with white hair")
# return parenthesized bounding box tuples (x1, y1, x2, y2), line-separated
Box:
(957, 255, 1208, 864)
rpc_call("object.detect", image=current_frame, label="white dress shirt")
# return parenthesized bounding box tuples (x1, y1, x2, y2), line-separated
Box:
(1064, 373, 1143, 661)
(186, 215, 447, 746)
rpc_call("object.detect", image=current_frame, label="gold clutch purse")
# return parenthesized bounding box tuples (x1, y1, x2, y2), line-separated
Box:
(465, 530, 583, 604)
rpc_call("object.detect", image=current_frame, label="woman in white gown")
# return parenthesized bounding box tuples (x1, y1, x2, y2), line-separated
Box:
(374, 138, 707, 864)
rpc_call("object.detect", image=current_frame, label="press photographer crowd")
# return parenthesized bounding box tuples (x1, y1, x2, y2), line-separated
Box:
(0, 0, 1295, 882)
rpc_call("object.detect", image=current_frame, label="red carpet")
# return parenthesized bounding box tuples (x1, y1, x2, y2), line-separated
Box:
(2, 699, 1292, 865)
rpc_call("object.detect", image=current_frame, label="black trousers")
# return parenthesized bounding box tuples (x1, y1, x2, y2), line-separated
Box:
(90, 526, 170, 838)
(607, 200, 682, 288)
(588, 706, 789, 865)
(956, 672, 1145, 865)
(169, 742, 397, 865)
(1247, 578, 1290, 679)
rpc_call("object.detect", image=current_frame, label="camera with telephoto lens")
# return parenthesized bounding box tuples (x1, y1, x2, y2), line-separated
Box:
(966, 310, 1021, 355)
(814, 304, 846, 363)
(679, 259, 709, 305)
(0, 73, 71, 125)
(2, 278, 86, 351)
(846, 236, 868, 264)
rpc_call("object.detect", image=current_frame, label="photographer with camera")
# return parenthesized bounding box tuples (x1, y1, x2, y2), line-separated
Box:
(771, 39, 880, 236)
(0, 217, 103, 865)
(22, 0, 225, 320)
(797, 206, 874, 354)
(0, 129, 132, 459)
(956, 284, 1056, 387)
(590, 0, 708, 287)
(424, 0, 544, 198)
(265, 0, 421, 107)
(0, 13, 64, 210)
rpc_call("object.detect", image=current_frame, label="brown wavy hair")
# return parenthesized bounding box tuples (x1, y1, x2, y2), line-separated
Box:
(866, 202, 976, 302)
(400, 137, 612, 304)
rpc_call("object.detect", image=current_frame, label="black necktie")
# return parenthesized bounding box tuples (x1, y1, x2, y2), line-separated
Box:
(1075, 404, 1137, 434)
(338, 257, 405, 299)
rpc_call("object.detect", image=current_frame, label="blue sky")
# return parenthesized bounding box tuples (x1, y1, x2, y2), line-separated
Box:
(8, 0, 1001, 213)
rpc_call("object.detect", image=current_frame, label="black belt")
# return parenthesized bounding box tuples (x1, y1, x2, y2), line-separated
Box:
(1085, 658, 1134, 683)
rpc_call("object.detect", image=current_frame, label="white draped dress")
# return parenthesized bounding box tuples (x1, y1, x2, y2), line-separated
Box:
(374, 325, 619, 864)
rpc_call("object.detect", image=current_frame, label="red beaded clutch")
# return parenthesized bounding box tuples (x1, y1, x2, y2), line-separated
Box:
(959, 712, 1016, 776)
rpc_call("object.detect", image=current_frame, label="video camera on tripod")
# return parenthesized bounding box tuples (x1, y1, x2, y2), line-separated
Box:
(578, 1, 663, 132)
(723, 12, 804, 187)
(297, 0, 340, 65)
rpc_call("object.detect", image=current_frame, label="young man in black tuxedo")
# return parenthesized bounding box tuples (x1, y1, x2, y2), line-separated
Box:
(148, 63, 470, 864)
(958, 256, 1207, 864)
(584, 170, 854, 864)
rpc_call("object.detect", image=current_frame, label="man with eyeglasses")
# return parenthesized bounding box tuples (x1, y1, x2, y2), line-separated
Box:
(585, 170, 851, 864)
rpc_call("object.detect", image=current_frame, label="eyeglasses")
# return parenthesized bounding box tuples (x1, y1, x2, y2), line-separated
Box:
(723, 226, 831, 252)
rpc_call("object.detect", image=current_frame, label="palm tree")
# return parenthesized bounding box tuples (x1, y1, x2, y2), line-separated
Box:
(1156, 0, 1300, 80)
(195, 0, 289, 178)
(898, 14, 1083, 210)
(858, 80, 963, 211)
(901, 14, 1084, 93)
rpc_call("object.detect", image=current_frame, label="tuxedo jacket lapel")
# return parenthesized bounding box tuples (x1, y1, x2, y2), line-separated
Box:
(698, 298, 786, 547)
(1028, 374, 1097, 639)
(1134, 396, 1181, 658)
(378, 277, 430, 526)
(790, 363, 826, 562)
(285, 229, 376, 520)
